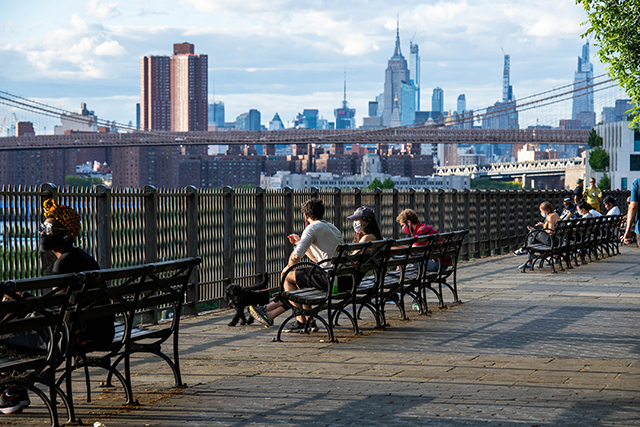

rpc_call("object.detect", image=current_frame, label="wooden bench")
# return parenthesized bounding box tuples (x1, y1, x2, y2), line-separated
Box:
(274, 231, 469, 341)
(60, 257, 200, 421)
(0, 273, 85, 427)
(521, 216, 622, 273)
(0, 257, 200, 426)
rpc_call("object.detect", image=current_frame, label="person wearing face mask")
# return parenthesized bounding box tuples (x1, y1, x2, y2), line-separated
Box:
(395, 209, 448, 272)
(559, 197, 579, 221)
(347, 206, 383, 243)
(250, 198, 344, 333)
(0, 199, 114, 414)
(517, 201, 560, 269)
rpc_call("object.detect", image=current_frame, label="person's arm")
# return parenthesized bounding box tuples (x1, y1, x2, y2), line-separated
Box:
(624, 201, 638, 244)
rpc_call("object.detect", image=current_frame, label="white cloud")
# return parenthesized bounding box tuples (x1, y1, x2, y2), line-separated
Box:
(86, 0, 121, 19)
(95, 40, 126, 56)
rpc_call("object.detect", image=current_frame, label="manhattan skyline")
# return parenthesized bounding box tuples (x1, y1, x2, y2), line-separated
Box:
(0, 0, 623, 131)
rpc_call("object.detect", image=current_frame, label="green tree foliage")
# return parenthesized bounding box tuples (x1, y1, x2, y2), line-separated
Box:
(587, 129, 603, 148)
(588, 147, 610, 171)
(598, 173, 611, 190)
(367, 177, 395, 189)
(470, 179, 524, 190)
(65, 175, 103, 187)
(578, 0, 640, 125)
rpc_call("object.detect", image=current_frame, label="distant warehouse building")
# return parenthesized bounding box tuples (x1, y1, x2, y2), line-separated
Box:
(260, 171, 469, 191)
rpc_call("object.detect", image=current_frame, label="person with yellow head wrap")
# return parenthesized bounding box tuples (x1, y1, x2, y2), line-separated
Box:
(39, 199, 114, 349)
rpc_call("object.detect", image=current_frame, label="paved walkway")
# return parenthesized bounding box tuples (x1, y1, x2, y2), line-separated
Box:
(8, 246, 640, 426)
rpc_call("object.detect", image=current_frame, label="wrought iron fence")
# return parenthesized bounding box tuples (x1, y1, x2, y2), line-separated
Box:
(0, 183, 629, 314)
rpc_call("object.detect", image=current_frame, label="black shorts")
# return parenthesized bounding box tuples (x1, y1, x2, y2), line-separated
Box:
(295, 266, 353, 293)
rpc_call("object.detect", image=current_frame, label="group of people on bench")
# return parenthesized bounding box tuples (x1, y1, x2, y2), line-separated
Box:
(0, 200, 113, 415)
(514, 177, 640, 270)
(249, 198, 446, 333)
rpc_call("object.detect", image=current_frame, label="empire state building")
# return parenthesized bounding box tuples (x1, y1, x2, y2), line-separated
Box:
(382, 23, 414, 127)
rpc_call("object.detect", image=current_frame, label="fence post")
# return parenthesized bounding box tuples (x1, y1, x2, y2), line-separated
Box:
(184, 185, 199, 316)
(409, 188, 415, 211)
(392, 188, 399, 240)
(471, 189, 481, 259)
(354, 187, 361, 211)
(95, 184, 112, 270)
(142, 185, 158, 324)
(284, 187, 293, 255)
(255, 187, 266, 280)
(374, 187, 382, 235)
(451, 188, 458, 233)
(333, 187, 342, 231)
(438, 189, 445, 233)
(461, 188, 470, 260)
(143, 185, 158, 264)
(223, 186, 235, 287)
(423, 188, 431, 226)
(476, 190, 484, 257)
(39, 183, 58, 276)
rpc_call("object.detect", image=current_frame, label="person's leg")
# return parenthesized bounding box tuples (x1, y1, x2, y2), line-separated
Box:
(426, 259, 439, 272)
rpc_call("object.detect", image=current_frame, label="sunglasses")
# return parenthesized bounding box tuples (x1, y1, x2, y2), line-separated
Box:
(39, 223, 67, 235)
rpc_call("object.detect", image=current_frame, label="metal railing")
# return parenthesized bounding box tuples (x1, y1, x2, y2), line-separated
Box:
(1, 183, 629, 314)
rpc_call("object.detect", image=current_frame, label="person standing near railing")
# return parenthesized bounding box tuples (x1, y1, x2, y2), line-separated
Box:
(584, 178, 602, 213)
(623, 178, 640, 248)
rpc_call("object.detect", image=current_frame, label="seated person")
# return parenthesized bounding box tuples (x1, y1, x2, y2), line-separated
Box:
(559, 197, 579, 221)
(603, 195, 620, 216)
(347, 206, 383, 243)
(518, 202, 560, 269)
(395, 209, 449, 272)
(249, 198, 343, 333)
(577, 201, 603, 218)
(0, 199, 115, 414)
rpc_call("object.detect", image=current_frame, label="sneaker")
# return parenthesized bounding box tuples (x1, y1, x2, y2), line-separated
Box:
(308, 320, 319, 333)
(283, 320, 305, 333)
(0, 388, 23, 415)
(249, 305, 273, 328)
(16, 388, 29, 408)
(514, 248, 528, 256)
(518, 261, 532, 270)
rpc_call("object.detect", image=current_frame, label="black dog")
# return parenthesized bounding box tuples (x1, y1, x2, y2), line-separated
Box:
(225, 278, 270, 326)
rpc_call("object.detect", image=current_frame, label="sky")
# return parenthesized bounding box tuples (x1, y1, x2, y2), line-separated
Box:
(0, 0, 623, 132)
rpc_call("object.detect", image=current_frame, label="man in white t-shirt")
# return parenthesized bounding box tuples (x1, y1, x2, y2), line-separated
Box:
(250, 198, 343, 332)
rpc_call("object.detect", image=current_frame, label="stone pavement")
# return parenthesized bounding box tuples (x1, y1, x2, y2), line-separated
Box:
(7, 246, 640, 426)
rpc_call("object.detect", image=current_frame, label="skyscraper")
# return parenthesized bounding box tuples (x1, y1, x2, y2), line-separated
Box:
(572, 41, 595, 129)
(432, 87, 444, 113)
(335, 70, 356, 129)
(383, 22, 414, 127)
(409, 42, 420, 111)
(209, 101, 225, 128)
(170, 43, 208, 131)
(140, 55, 171, 131)
(457, 94, 466, 114)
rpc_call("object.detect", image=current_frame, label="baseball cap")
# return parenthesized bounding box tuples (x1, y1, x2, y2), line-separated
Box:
(347, 206, 375, 220)
(563, 197, 572, 203)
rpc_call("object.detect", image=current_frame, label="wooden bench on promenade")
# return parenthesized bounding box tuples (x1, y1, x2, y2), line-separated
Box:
(521, 215, 622, 273)
(274, 231, 468, 343)
(0, 257, 200, 427)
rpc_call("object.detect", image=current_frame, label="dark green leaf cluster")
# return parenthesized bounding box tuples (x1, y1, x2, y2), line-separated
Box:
(598, 173, 611, 190)
(470, 179, 524, 190)
(587, 129, 603, 148)
(367, 177, 395, 189)
(65, 175, 103, 187)
(579, 0, 640, 125)
(588, 147, 610, 171)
